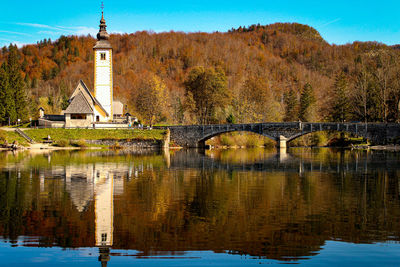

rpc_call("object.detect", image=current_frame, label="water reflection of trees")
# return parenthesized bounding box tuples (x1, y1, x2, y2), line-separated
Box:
(0, 149, 399, 261)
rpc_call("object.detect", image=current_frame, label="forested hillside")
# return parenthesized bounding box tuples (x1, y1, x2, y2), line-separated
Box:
(1, 22, 400, 125)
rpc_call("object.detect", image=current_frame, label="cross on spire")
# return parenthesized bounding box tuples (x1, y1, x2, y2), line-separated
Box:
(101, 2, 104, 14)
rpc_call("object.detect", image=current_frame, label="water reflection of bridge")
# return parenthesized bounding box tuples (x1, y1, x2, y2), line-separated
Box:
(169, 149, 400, 174)
(5, 149, 399, 178)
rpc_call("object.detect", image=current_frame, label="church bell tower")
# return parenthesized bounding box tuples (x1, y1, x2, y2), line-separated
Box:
(93, 8, 113, 120)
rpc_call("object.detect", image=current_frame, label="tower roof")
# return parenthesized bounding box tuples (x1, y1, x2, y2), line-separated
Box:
(94, 10, 112, 49)
(97, 11, 109, 41)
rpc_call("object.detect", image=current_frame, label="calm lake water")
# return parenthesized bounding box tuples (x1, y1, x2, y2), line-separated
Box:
(0, 148, 399, 266)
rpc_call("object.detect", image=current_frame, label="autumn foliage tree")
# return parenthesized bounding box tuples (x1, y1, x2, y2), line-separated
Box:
(184, 66, 230, 124)
(235, 75, 282, 123)
(134, 72, 168, 126)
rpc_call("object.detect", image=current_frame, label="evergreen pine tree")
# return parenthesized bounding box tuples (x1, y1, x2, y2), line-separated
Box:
(283, 88, 298, 121)
(299, 83, 316, 122)
(331, 72, 349, 122)
(1, 62, 16, 124)
(61, 94, 70, 110)
(7, 45, 27, 123)
(0, 66, 8, 124)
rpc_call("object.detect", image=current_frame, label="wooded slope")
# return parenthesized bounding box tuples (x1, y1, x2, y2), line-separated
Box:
(1, 22, 399, 124)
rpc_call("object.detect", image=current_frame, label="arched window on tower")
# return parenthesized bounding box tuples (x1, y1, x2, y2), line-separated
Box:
(102, 233, 107, 242)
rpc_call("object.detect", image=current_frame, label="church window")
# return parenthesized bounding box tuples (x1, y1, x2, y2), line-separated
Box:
(102, 233, 107, 242)
(71, 114, 87, 120)
(100, 53, 106, 60)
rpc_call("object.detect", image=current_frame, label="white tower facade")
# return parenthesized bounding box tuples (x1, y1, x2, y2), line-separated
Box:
(94, 169, 113, 247)
(93, 12, 113, 120)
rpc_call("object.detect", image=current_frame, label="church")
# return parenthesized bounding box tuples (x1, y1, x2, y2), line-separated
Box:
(39, 11, 129, 128)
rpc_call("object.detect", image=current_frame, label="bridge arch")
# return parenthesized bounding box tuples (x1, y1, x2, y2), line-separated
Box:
(285, 129, 369, 143)
(198, 130, 277, 147)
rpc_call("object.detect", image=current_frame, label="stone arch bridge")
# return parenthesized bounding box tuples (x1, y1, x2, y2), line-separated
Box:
(158, 122, 400, 148)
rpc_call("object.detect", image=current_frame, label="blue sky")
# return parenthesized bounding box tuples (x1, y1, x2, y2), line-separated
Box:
(1, 0, 399, 47)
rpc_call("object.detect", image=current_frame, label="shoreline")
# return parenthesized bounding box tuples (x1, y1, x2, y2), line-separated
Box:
(2, 144, 400, 152)
(208, 144, 400, 151)
(369, 145, 400, 151)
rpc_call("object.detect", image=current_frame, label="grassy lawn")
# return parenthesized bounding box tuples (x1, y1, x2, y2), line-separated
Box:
(0, 130, 30, 146)
(3, 122, 32, 128)
(24, 128, 166, 142)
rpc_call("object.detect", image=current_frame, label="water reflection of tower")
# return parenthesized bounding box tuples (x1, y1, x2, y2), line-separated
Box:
(63, 161, 129, 266)
(94, 168, 113, 267)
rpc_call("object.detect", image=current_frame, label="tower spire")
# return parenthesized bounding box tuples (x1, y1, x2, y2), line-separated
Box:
(101, 2, 105, 22)
(97, 2, 109, 41)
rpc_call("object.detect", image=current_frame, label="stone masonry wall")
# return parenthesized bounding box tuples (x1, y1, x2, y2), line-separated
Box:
(85, 139, 163, 149)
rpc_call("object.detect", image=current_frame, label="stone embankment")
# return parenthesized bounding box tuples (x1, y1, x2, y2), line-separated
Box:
(83, 130, 170, 150)
(0, 128, 170, 151)
(85, 139, 166, 150)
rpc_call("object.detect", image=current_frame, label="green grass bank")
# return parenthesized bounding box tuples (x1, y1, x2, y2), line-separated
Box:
(0, 130, 30, 146)
(24, 128, 166, 143)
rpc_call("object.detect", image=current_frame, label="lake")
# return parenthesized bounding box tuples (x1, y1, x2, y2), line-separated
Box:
(0, 148, 399, 266)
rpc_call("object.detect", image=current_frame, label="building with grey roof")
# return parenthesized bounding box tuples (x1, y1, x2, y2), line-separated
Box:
(38, 12, 129, 129)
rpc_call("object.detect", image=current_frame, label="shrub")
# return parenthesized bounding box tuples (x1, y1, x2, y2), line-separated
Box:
(226, 114, 236, 124)
(0, 131, 5, 144)
(110, 141, 123, 150)
(55, 139, 70, 147)
(245, 135, 263, 147)
(264, 138, 276, 148)
(72, 140, 87, 148)
(220, 135, 235, 147)
(205, 136, 220, 147)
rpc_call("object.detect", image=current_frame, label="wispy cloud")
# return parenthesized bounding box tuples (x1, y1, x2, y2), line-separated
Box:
(16, 22, 64, 31)
(0, 38, 28, 47)
(58, 26, 98, 36)
(2, 21, 122, 46)
(76, 27, 98, 36)
(12, 41, 28, 48)
(110, 30, 125, 35)
(37, 30, 68, 36)
(15, 22, 98, 36)
(321, 18, 341, 28)
(0, 30, 32, 36)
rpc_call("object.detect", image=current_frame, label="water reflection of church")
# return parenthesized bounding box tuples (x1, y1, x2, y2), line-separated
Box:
(39, 158, 145, 266)
(66, 163, 117, 266)
(66, 161, 141, 266)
